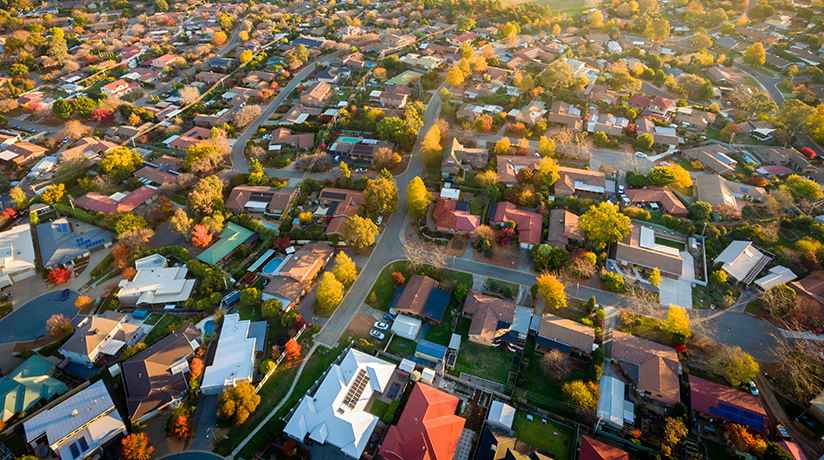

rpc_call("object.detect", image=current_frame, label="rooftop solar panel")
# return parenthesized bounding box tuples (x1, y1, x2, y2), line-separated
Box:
(321, 192, 346, 201)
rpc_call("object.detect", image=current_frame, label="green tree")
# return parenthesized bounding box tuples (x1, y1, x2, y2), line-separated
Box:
(114, 214, 148, 233)
(743, 92, 777, 120)
(787, 174, 823, 200)
(531, 244, 569, 271)
(240, 287, 261, 307)
(561, 380, 599, 411)
(343, 215, 379, 248)
(315, 272, 343, 313)
(74, 95, 95, 119)
(763, 443, 795, 460)
(580, 203, 631, 249)
(184, 144, 222, 171)
(406, 176, 430, 216)
(154, 0, 168, 11)
(364, 177, 398, 218)
(773, 99, 810, 136)
(647, 166, 677, 186)
(51, 98, 73, 120)
(332, 252, 357, 286)
(743, 42, 766, 66)
(688, 202, 713, 221)
(634, 133, 654, 151)
(711, 270, 728, 286)
(99, 146, 143, 181)
(536, 273, 566, 309)
(9, 63, 28, 77)
(46, 33, 68, 64)
(261, 298, 282, 318)
(708, 345, 759, 385)
(649, 268, 661, 288)
(41, 183, 65, 205)
(537, 156, 559, 187)
(247, 158, 267, 185)
(457, 17, 476, 32)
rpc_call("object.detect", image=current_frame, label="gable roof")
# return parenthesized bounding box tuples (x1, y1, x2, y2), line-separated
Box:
(59, 313, 141, 357)
(624, 187, 687, 217)
(580, 437, 628, 460)
(277, 241, 334, 283)
(394, 275, 451, 323)
(74, 186, 157, 214)
(546, 209, 583, 248)
(488, 202, 542, 246)
(196, 222, 256, 265)
(0, 355, 66, 422)
(462, 290, 521, 341)
(611, 331, 680, 405)
(432, 199, 480, 233)
(537, 313, 595, 352)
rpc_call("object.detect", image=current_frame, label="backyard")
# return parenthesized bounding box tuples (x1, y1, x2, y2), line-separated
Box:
(512, 410, 574, 460)
(387, 335, 417, 357)
(451, 318, 515, 384)
(423, 297, 462, 346)
(516, 336, 588, 409)
(144, 314, 189, 346)
(618, 311, 670, 346)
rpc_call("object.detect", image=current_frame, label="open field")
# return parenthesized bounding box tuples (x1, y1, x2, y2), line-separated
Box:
(507, 0, 596, 15)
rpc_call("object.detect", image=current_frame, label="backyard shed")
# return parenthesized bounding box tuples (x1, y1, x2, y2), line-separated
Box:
(391, 315, 421, 341)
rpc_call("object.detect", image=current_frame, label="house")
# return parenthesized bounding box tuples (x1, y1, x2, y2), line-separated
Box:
(648, 96, 675, 116)
(496, 155, 541, 185)
(537, 313, 596, 358)
(580, 437, 629, 460)
(695, 175, 766, 212)
(463, 82, 500, 99)
(315, 66, 350, 85)
(166, 126, 212, 152)
(318, 188, 366, 237)
(716, 241, 770, 284)
(587, 109, 629, 136)
(195, 71, 227, 84)
(707, 67, 745, 85)
(116, 255, 196, 308)
(101, 79, 137, 98)
(280, 106, 322, 125)
(415, 339, 449, 364)
(386, 70, 425, 86)
(750, 147, 818, 175)
(24, 381, 127, 460)
(611, 331, 681, 406)
(516, 100, 547, 125)
(150, 53, 179, 69)
(555, 167, 608, 198)
(462, 290, 532, 352)
(448, 31, 477, 46)
(399, 53, 444, 70)
(225, 186, 296, 217)
(0, 142, 47, 164)
(766, 13, 793, 29)
(487, 202, 543, 249)
(201, 314, 266, 395)
(754, 265, 796, 291)
(790, 272, 824, 315)
(475, 426, 551, 460)
(714, 36, 740, 50)
(59, 311, 141, 367)
(0, 224, 36, 286)
(441, 138, 488, 179)
(264, 242, 334, 310)
(615, 225, 684, 280)
(587, 84, 619, 106)
(343, 52, 368, 68)
(546, 101, 583, 131)
(283, 348, 397, 459)
(196, 222, 257, 266)
(486, 401, 515, 433)
(546, 209, 583, 249)
(674, 107, 717, 132)
(689, 375, 767, 433)
(35, 218, 112, 269)
(74, 186, 157, 215)
(61, 138, 118, 160)
(392, 275, 451, 324)
(0, 355, 66, 422)
(124, 325, 200, 422)
(432, 199, 480, 235)
(682, 145, 737, 175)
(739, 121, 777, 142)
(376, 85, 412, 108)
(300, 81, 333, 106)
(270, 128, 315, 149)
(624, 187, 688, 217)
(379, 384, 465, 460)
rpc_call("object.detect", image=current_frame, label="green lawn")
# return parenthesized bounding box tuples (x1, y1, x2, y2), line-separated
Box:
(368, 399, 390, 418)
(743, 76, 759, 87)
(512, 410, 574, 460)
(655, 237, 686, 252)
(366, 261, 474, 311)
(453, 341, 514, 384)
(143, 314, 162, 326)
(469, 196, 486, 216)
(387, 335, 417, 357)
(618, 312, 670, 346)
(515, 336, 587, 409)
(144, 314, 189, 346)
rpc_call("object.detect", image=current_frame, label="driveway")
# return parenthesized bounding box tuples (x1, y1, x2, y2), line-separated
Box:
(0, 290, 81, 344)
(658, 277, 693, 309)
(190, 394, 219, 452)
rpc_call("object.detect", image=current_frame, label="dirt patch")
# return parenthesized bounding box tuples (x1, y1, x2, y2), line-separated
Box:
(473, 243, 518, 269)
(446, 237, 467, 257)
(13, 330, 71, 352)
(345, 314, 378, 338)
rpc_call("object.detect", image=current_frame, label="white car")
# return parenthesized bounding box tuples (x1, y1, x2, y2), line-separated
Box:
(635, 151, 648, 158)
(370, 330, 385, 340)
(373, 321, 389, 331)
(376, 215, 383, 225)
(355, 168, 367, 173)
(748, 381, 759, 395)
(618, 185, 625, 193)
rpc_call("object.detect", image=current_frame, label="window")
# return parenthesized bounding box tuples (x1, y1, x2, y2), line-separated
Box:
(78, 437, 89, 452)
(69, 443, 80, 459)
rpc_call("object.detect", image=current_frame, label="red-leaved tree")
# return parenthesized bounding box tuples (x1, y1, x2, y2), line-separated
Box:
(293, 314, 306, 331)
(800, 147, 816, 159)
(166, 413, 190, 440)
(112, 244, 130, 269)
(121, 433, 153, 460)
(190, 358, 203, 378)
(284, 338, 301, 360)
(191, 225, 213, 248)
(48, 267, 72, 285)
(273, 237, 291, 252)
(122, 267, 136, 281)
(391, 272, 405, 286)
(92, 108, 114, 123)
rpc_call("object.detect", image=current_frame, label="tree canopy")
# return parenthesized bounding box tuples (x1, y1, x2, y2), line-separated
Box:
(580, 203, 631, 249)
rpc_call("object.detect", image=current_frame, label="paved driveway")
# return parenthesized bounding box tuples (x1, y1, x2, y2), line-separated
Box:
(658, 278, 693, 309)
(0, 290, 80, 344)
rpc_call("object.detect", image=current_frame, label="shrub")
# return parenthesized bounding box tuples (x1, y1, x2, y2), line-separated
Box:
(601, 272, 625, 292)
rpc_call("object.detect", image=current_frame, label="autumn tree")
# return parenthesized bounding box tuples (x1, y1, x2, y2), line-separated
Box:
(495, 137, 511, 155)
(48, 267, 71, 285)
(121, 433, 153, 460)
(233, 104, 262, 127)
(62, 120, 90, 140)
(708, 345, 759, 385)
(561, 380, 599, 411)
(179, 86, 200, 106)
(537, 273, 566, 309)
(664, 417, 688, 446)
(391, 272, 405, 286)
(726, 423, 767, 457)
(744, 42, 766, 66)
(166, 409, 190, 440)
(40, 183, 65, 205)
(421, 125, 442, 168)
(191, 224, 213, 248)
(315, 272, 344, 313)
(75, 296, 92, 310)
(217, 382, 260, 426)
(537, 156, 559, 187)
(332, 252, 358, 286)
(580, 203, 631, 249)
(406, 176, 430, 216)
(261, 298, 282, 318)
(240, 287, 261, 307)
(9, 188, 27, 210)
(662, 304, 691, 340)
(374, 147, 401, 169)
(446, 67, 465, 87)
(99, 146, 143, 181)
(47, 313, 72, 335)
(364, 177, 397, 219)
(649, 268, 661, 288)
(212, 31, 227, 46)
(119, 228, 155, 250)
(187, 176, 224, 217)
(284, 338, 301, 360)
(169, 209, 194, 239)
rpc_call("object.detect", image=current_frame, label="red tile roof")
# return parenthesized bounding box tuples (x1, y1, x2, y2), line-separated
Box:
(689, 375, 767, 433)
(378, 384, 465, 460)
(433, 199, 480, 233)
(580, 437, 628, 460)
(490, 202, 542, 246)
(74, 186, 157, 214)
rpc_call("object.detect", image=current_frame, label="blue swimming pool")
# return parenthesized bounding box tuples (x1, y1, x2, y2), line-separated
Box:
(338, 136, 361, 144)
(204, 320, 214, 336)
(259, 221, 277, 230)
(262, 257, 284, 275)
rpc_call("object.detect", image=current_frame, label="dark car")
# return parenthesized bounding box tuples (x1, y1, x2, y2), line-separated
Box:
(383, 313, 395, 322)
(61, 289, 70, 301)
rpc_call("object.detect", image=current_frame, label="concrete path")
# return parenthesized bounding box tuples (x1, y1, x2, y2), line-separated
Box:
(70, 246, 113, 292)
(190, 394, 219, 451)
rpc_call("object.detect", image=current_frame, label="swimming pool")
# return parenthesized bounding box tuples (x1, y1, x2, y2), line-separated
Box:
(259, 221, 277, 230)
(338, 136, 361, 144)
(204, 320, 214, 336)
(262, 257, 284, 275)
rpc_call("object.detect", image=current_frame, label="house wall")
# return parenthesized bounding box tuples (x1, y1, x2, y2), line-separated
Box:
(60, 349, 93, 367)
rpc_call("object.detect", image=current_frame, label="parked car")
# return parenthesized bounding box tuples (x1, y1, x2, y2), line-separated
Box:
(748, 381, 758, 395)
(383, 313, 395, 322)
(777, 424, 790, 439)
(370, 330, 385, 340)
(60, 289, 70, 301)
(373, 321, 389, 331)
(355, 168, 367, 173)
(333, 155, 341, 163)
(376, 215, 383, 225)
(635, 151, 648, 158)
(618, 185, 625, 193)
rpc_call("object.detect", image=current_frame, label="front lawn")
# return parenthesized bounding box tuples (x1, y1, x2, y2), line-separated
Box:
(453, 340, 514, 384)
(366, 261, 474, 311)
(144, 314, 189, 346)
(512, 410, 574, 460)
(618, 311, 670, 346)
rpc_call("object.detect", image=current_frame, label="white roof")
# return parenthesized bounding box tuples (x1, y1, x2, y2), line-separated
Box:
(283, 349, 396, 458)
(716, 241, 767, 282)
(0, 224, 36, 279)
(440, 188, 460, 200)
(201, 314, 257, 391)
(0, 150, 19, 161)
(597, 375, 625, 428)
(134, 254, 168, 270)
(391, 314, 421, 339)
(118, 266, 196, 306)
(755, 265, 796, 291)
(487, 401, 515, 430)
(399, 358, 416, 374)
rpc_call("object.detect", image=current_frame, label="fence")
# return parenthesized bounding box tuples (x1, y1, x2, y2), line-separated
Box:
(282, 341, 354, 422)
(255, 323, 308, 393)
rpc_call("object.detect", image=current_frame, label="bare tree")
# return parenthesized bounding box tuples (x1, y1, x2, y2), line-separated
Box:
(554, 129, 590, 159)
(0, 100, 19, 113)
(63, 60, 81, 74)
(541, 349, 573, 379)
(118, 228, 155, 250)
(233, 104, 262, 127)
(295, 152, 331, 171)
(179, 86, 201, 106)
(402, 241, 447, 271)
(770, 330, 824, 401)
(62, 120, 91, 140)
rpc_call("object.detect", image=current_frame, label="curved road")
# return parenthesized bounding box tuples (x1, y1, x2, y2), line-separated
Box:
(0, 290, 80, 344)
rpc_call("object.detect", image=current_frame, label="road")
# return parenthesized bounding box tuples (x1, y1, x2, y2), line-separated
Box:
(217, 24, 245, 58)
(0, 290, 81, 344)
(229, 53, 339, 173)
(756, 374, 824, 460)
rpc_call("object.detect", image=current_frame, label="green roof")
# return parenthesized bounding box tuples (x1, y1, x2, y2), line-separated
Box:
(0, 355, 66, 421)
(386, 70, 425, 86)
(196, 222, 255, 265)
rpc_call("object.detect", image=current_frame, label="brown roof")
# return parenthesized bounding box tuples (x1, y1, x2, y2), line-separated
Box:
(538, 313, 595, 352)
(319, 188, 365, 218)
(490, 202, 542, 246)
(462, 290, 517, 341)
(395, 275, 437, 316)
(124, 324, 199, 421)
(624, 187, 688, 217)
(790, 271, 824, 305)
(263, 276, 305, 304)
(611, 331, 680, 405)
(60, 312, 141, 356)
(134, 166, 177, 185)
(546, 209, 583, 248)
(580, 437, 628, 460)
(277, 241, 334, 283)
(555, 167, 607, 196)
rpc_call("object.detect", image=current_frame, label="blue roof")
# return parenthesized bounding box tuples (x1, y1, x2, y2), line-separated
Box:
(415, 339, 448, 361)
(421, 288, 450, 323)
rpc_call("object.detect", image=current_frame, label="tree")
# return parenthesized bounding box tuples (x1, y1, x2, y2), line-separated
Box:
(185, 144, 223, 172)
(561, 380, 599, 411)
(47, 313, 72, 335)
(537, 156, 559, 187)
(536, 273, 566, 310)
(119, 228, 154, 250)
(649, 268, 661, 288)
(9, 63, 28, 77)
(261, 298, 282, 318)
(364, 177, 397, 218)
(787, 174, 823, 200)
(763, 443, 795, 460)
(75, 296, 92, 310)
(121, 433, 153, 460)
(333, 252, 357, 286)
(663, 304, 691, 338)
(391, 272, 405, 286)
(188, 176, 224, 217)
(634, 133, 654, 151)
(647, 166, 677, 186)
(343, 215, 378, 249)
(689, 202, 712, 221)
(62, 120, 90, 140)
(744, 43, 766, 66)
(711, 270, 728, 286)
(240, 50, 253, 65)
(191, 224, 213, 248)
(374, 147, 401, 169)
(495, 137, 511, 155)
(284, 338, 301, 360)
(52, 98, 73, 120)
(41, 183, 65, 205)
(539, 136, 555, 156)
(170, 209, 194, 238)
(774, 99, 810, 136)
(115, 214, 148, 234)
(315, 272, 343, 313)
(531, 245, 569, 271)
(48, 267, 71, 285)
(218, 382, 260, 426)
(179, 86, 200, 106)
(233, 105, 262, 127)
(475, 170, 498, 188)
(247, 158, 267, 185)
(689, 34, 713, 51)
(457, 17, 476, 32)
(664, 417, 688, 446)
(240, 288, 261, 307)
(669, 165, 692, 188)
(46, 33, 68, 64)
(446, 67, 465, 87)
(99, 147, 143, 181)
(9, 188, 27, 210)
(212, 31, 228, 46)
(406, 176, 430, 216)
(708, 345, 759, 385)
(580, 203, 631, 249)
(743, 92, 777, 120)
(74, 96, 95, 119)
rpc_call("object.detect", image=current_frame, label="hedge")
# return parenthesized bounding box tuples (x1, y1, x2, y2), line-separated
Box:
(54, 203, 115, 231)
(381, 400, 400, 424)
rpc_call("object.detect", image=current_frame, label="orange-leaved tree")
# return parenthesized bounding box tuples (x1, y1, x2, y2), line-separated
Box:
(284, 338, 301, 360)
(121, 433, 153, 460)
(191, 224, 213, 248)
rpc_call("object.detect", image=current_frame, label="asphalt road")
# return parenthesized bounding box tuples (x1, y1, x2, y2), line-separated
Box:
(0, 290, 80, 344)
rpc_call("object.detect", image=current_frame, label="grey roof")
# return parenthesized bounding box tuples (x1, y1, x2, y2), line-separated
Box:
(24, 380, 117, 443)
(36, 218, 112, 268)
(248, 321, 268, 354)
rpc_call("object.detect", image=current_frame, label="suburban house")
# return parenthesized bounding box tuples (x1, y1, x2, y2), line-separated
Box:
(515, 100, 548, 125)
(536, 313, 596, 358)
(166, 126, 212, 152)
(373, 85, 412, 108)
(201, 314, 266, 395)
(283, 348, 397, 459)
(587, 109, 629, 136)
(624, 187, 688, 217)
(35, 218, 113, 269)
(432, 198, 481, 235)
(689, 375, 768, 434)
(695, 175, 766, 212)
(475, 426, 551, 460)
(715, 240, 770, 284)
(462, 290, 532, 352)
(24, 381, 127, 460)
(674, 107, 717, 132)
(487, 202, 543, 249)
(739, 121, 777, 142)
(264, 242, 334, 310)
(318, 188, 366, 237)
(101, 79, 138, 98)
(546, 209, 584, 249)
(1, 142, 48, 164)
(556, 167, 608, 198)
(615, 225, 684, 280)
(378, 384, 465, 460)
(707, 67, 745, 85)
(749, 147, 818, 175)
(61, 138, 118, 160)
(754, 266, 796, 291)
(682, 145, 737, 176)
(441, 138, 488, 179)
(496, 156, 541, 186)
(392, 275, 452, 324)
(790, 271, 824, 314)
(580, 437, 629, 460)
(0, 224, 37, 286)
(124, 325, 200, 423)
(74, 186, 157, 215)
(612, 331, 681, 406)
(0, 355, 66, 422)
(59, 311, 142, 367)
(546, 101, 583, 131)
(300, 81, 333, 106)
(195, 71, 227, 84)
(315, 66, 350, 85)
(196, 223, 257, 266)
(280, 106, 322, 125)
(150, 53, 179, 69)
(270, 128, 315, 150)
(225, 186, 296, 217)
(116, 254, 196, 308)
(399, 53, 444, 70)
